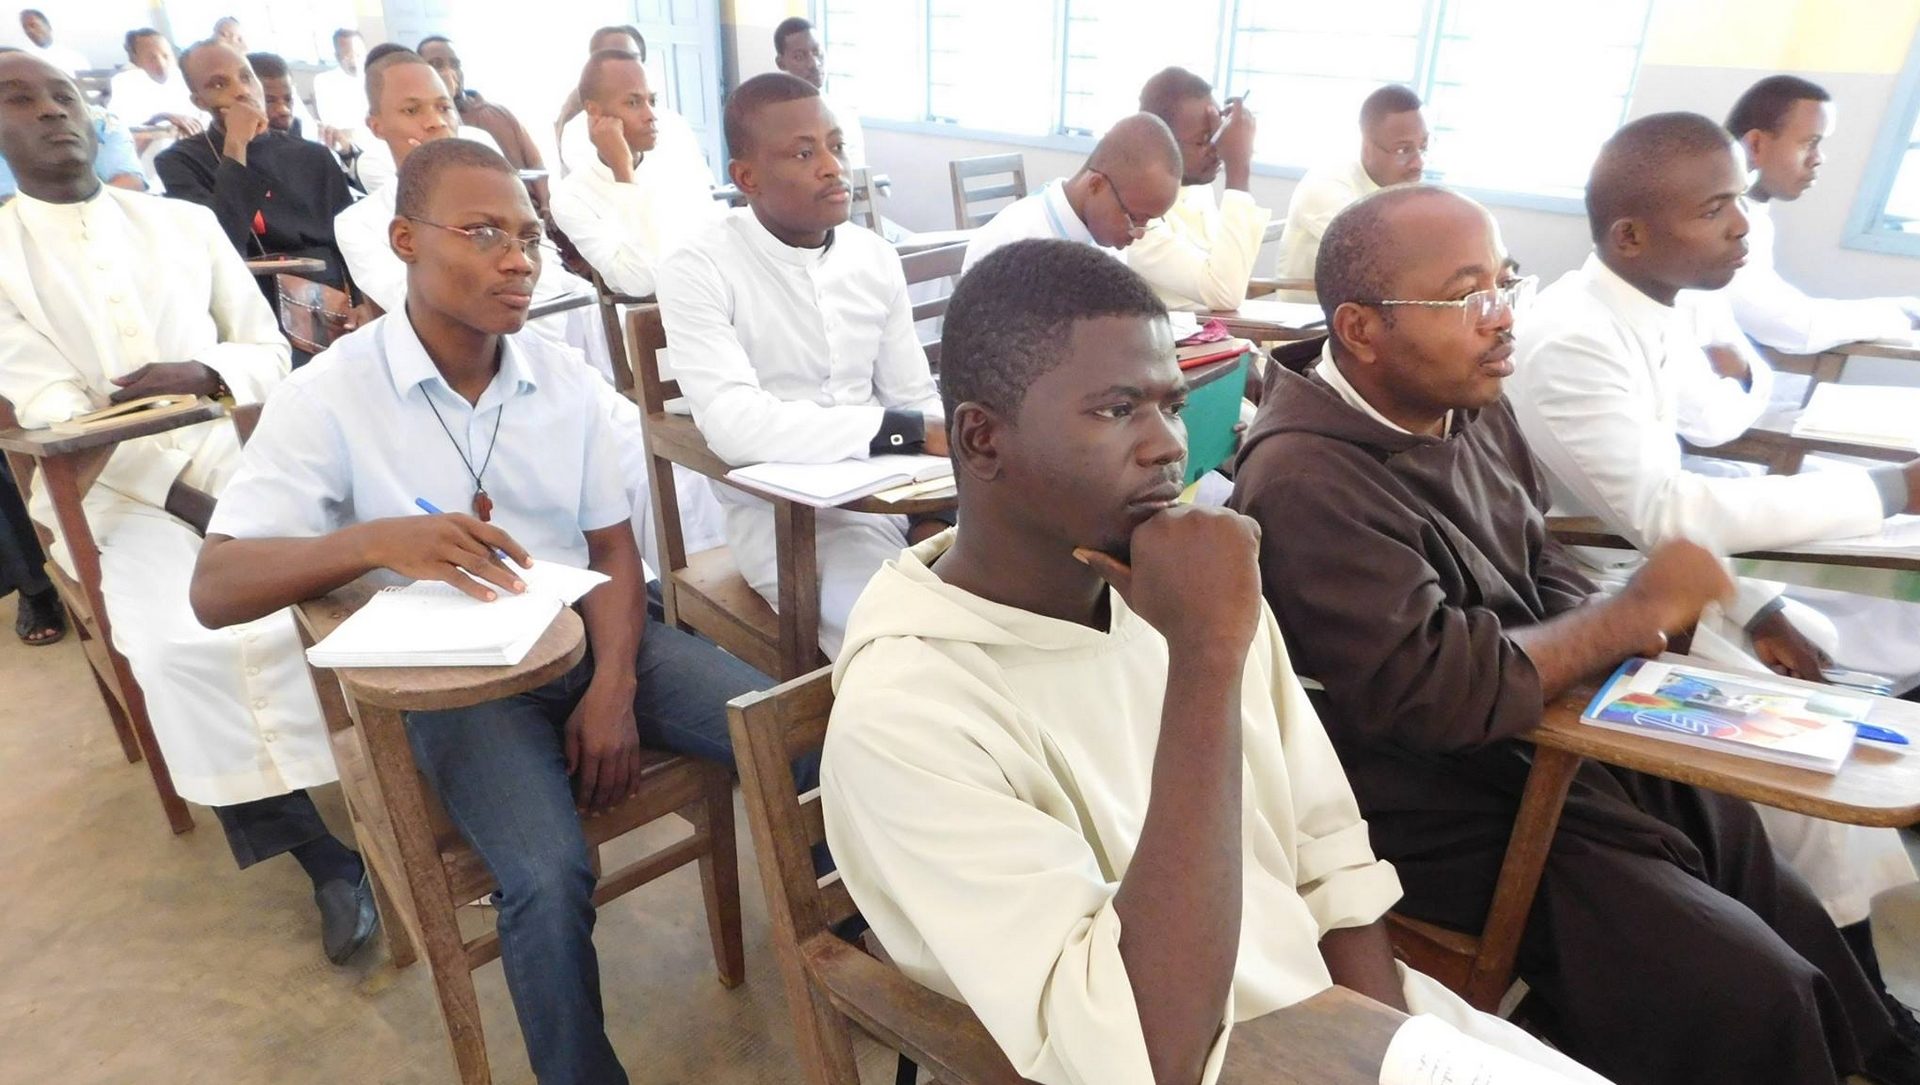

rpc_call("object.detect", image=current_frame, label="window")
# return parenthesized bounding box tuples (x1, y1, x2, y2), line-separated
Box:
(160, 0, 359, 64)
(1847, 28, 1920, 256)
(820, 0, 1654, 202)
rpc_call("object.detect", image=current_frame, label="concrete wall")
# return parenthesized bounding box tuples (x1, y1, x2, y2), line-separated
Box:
(856, 0, 1920, 296)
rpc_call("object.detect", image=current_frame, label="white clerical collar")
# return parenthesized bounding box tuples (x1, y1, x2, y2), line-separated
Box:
(737, 205, 837, 268)
(1580, 252, 1684, 334)
(11, 182, 108, 231)
(1313, 341, 1451, 437)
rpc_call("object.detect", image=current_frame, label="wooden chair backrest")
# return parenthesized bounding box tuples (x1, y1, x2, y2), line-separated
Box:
(899, 241, 969, 372)
(949, 154, 1029, 230)
(589, 269, 648, 394)
(626, 304, 676, 416)
(847, 167, 882, 235)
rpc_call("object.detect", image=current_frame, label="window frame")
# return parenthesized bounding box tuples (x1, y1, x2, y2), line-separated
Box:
(1844, 28, 1920, 258)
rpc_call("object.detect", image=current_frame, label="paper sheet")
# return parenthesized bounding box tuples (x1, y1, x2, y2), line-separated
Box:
(1379, 1015, 1581, 1085)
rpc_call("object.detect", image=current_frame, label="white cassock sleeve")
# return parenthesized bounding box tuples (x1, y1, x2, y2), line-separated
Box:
(192, 210, 292, 405)
(1670, 302, 1772, 449)
(1515, 322, 1884, 556)
(334, 201, 406, 317)
(1729, 262, 1918, 356)
(551, 176, 663, 299)
(1128, 189, 1272, 312)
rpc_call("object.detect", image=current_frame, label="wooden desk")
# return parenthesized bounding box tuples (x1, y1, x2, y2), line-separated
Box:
(895, 227, 976, 256)
(1689, 398, 1913, 474)
(1548, 514, 1920, 574)
(527, 290, 597, 321)
(244, 256, 327, 277)
(1219, 987, 1405, 1084)
(1531, 683, 1920, 827)
(1844, 338, 1920, 364)
(644, 410, 958, 515)
(1208, 298, 1327, 342)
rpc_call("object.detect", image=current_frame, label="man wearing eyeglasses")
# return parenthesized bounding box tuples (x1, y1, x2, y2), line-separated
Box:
(334, 48, 617, 383)
(960, 112, 1184, 275)
(1511, 113, 1920, 1039)
(1232, 181, 1920, 1085)
(1276, 84, 1427, 286)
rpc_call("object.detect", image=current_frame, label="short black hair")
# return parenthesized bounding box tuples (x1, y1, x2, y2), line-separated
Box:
(1085, 112, 1182, 182)
(395, 136, 514, 220)
(247, 51, 288, 80)
(20, 9, 45, 23)
(213, 15, 239, 32)
(1315, 185, 1461, 330)
(1726, 74, 1831, 139)
(176, 38, 214, 82)
(589, 24, 645, 61)
(1138, 66, 1212, 128)
(941, 238, 1168, 419)
(416, 34, 451, 53)
(1360, 84, 1422, 129)
(1586, 111, 1737, 243)
(774, 16, 813, 55)
(579, 48, 642, 108)
(124, 28, 164, 59)
(724, 71, 819, 159)
(365, 45, 431, 110)
(333, 27, 362, 48)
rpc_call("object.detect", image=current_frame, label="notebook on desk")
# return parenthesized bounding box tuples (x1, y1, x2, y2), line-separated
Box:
(1791, 383, 1920, 450)
(305, 560, 609, 668)
(726, 454, 954, 508)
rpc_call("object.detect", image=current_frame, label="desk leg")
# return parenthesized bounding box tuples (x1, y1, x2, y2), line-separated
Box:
(775, 502, 822, 681)
(1465, 745, 1580, 1013)
(41, 456, 193, 835)
(357, 701, 492, 1085)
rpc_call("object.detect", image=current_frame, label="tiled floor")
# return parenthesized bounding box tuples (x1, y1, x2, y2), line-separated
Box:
(2, 591, 1915, 1083)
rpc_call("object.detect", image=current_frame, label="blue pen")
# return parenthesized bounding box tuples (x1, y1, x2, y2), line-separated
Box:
(1853, 722, 1910, 746)
(414, 497, 517, 569)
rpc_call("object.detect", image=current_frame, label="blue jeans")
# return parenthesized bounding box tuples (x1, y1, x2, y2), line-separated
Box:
(405, 607, 789, 1085)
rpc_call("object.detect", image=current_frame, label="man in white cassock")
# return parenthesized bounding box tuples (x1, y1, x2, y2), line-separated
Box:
(0, 53, 375, 965)
(824, 238, 1609, 1085)
(1510, 112, 1920, 1022)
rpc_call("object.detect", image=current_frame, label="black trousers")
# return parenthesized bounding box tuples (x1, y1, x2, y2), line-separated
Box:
(212, 789, 332, 870)
(0, 459, 50, 601)
(1379, 770, 1894, 1085)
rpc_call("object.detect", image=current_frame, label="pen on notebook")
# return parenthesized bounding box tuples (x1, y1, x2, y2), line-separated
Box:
(414, 497, 519, 571)
(1853, 722, 1910, 746)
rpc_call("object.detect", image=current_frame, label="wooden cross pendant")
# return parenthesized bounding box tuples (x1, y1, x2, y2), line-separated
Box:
(473, 489, 494, 522)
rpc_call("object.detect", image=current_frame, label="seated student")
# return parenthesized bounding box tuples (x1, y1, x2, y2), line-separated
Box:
(555, 26, 708, 183)
(0, 52, 372, 966)
(1722, 76, 1919, 352)
(549, 48, 722, 299)
(349, 43, 503, 197)
(157, 42, 357, 288)
(336, 49, 614, 381)
(656, 73, 944, 659)
(18, 8, 85, 76)
(418, 35, 552, 215)
(771, 17, 865, 168)
(1509, 111, 1920, 1001)
(0, 50, 146, 200)
(1231, 182, 1920, 1085)
(309, 28, 367, 133)
(1129, 66, 1271, 311)
(821, 238, 1609, 1085)
(191, 139, 776, 1085)
(962, 113, 1182, 275)
(108, 28, 204, 135)
(1277, 84, 1426, 284)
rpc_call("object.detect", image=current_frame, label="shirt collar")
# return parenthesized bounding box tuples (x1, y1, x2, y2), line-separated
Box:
(1040, 179, 1097, 245)
(1313, 341, 1451, 437)
(1349, 159, 1382, 197)
(1580, 251, 1679, 333)
(736, 205, 837, 268)
(380, 309, 539, 404)
(12, 182, 108, 230)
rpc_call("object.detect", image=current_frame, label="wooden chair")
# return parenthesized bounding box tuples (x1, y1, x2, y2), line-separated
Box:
(729, 668, 1032, 1085)
(847, 167, 882, 235)
(0, 397, 248, 835)
(899, 241, 969, 371)
(292, 583, 744, 1085)
(588, 269, 649, 395)
(624, 306, 826, 681)
(949, 154, 1028, 230)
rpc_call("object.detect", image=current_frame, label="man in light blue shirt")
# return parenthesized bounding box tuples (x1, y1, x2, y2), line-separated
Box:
(191, 138, 774, 1085)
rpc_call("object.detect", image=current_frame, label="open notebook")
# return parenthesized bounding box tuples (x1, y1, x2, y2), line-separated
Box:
(726, 453, 955, 508)
(305, 560, 610, 669)
(1791, 383, 1920, 450)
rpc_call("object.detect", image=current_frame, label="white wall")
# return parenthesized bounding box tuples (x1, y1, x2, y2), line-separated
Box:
(0, 0, 156, 68)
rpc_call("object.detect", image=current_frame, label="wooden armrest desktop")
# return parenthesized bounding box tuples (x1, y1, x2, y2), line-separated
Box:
(645, 411, 958, 517)
(1246, 277, 1315, 299)
(0, 399, 225, 458)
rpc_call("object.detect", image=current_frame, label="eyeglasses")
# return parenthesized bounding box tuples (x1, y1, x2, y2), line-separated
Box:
(1368, 139, 1429, 164)
(1088, 169, 1154, 237)
(404, 217, 551, 260)
(1359, 275, 1538, 328)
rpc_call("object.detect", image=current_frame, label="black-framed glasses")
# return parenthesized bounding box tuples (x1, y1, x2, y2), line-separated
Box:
(1367, 138, 1429, 164)
(1359, 275, 1538, 328)
(1088, 169, 1154, 237)
(405, 217, 552, 260)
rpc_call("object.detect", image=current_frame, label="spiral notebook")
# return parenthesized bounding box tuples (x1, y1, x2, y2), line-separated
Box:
(305, 560, 609, 668)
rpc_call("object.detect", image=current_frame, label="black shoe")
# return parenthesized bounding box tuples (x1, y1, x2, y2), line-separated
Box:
(315, 868, 379, 965)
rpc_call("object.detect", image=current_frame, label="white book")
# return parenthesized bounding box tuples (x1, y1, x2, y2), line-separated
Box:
(306, 559, 609, 669)
(1228, 297, 1328, 327)
(1379, 1014, 1584, 1085)
(726, 454, 955, 508)
(1791, 383, 1920, 450)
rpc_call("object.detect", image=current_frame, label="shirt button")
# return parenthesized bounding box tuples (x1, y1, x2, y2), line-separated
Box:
(95, 261, 109, 271)
(246, 665, 261, 677)
(261, 730, 278, 742)
(252, 698, 267, 710)
(120, 326, 138, 338)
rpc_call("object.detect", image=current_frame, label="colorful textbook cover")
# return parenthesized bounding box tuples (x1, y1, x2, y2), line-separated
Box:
(1580, 658, 1862, 773)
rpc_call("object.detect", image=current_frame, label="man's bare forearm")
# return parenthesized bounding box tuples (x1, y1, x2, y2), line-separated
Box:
(191, 530, 379, 628)
(576, 525, 645, 692)
(1318, 921, 1407, 1011)
(1509, 594, 1663, 700)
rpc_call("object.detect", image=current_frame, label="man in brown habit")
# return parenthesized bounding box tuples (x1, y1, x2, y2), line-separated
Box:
(1229, 182, 1920, 1085)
